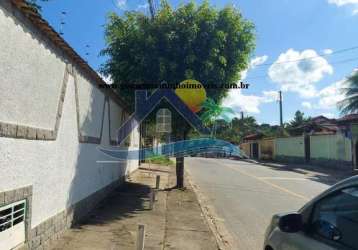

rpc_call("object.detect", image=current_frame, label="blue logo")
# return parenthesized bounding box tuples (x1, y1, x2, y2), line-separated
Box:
(98, 89, 243, 160)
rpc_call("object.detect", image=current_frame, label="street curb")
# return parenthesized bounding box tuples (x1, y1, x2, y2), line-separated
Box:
(185, 170, 237, 250)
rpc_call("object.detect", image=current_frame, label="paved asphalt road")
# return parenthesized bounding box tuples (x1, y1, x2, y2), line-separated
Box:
(186, 158, 335, 250)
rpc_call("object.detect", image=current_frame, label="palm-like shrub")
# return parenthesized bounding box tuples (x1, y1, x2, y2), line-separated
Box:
(200, 98, 235, 137)
(339, 72, 358, 114)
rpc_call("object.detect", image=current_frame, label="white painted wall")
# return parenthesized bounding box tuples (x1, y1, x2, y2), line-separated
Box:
(109, 99, 123, 142)
(310, 133, 352, 161)
(0, 76, 134, 228)
(275, 136, 305, 158)
(126, 127, 141, 174)
(77, 72, 106, 137)
(0, 5, 66, 130)
(0, 5, 140, 229)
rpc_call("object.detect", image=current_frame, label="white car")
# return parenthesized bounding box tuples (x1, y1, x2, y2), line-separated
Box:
(264, 175, 358, 250)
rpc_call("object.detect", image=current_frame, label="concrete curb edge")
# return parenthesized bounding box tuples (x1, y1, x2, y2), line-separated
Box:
(185, 170, 236, 250)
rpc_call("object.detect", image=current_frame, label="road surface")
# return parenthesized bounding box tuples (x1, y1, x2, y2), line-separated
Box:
(186, 158, 333, 250)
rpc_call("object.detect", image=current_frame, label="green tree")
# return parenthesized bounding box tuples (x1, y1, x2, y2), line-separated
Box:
(101, 1, 255, 187)
(231, 116, 258, 136)
(339, 72, 358, 114)
(288, 110, 310, 128)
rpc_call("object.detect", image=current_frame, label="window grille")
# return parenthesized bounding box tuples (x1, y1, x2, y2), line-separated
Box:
(0, 200, 26, 233)
(156, 108, 172, 133)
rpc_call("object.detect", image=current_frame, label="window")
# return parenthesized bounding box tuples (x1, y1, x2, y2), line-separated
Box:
(0, 200, 25, 233)
(156, 108, 171, 133)
(311, 186, 358, 249)
(0, 200, 26, 250)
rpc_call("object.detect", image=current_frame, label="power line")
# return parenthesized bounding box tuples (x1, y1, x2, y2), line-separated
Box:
(255, 45, 358, 68)
(245, 56, 358, 81)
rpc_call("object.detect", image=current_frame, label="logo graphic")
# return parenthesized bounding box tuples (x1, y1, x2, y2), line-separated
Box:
(98, 81, 243, 160)
(175, 79, 207, 113)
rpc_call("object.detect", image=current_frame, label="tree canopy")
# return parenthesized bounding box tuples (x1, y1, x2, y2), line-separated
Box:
(101, 1, 256, 108)
(339, 71, 358, 114)
(288, 110, 311, 128)
(187, 116, 283, 144)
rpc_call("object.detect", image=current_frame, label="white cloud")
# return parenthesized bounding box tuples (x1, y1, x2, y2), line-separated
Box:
(223, 90, 262, 113)
(262, 90, 279, 103)
(322, 112, 335, 118)
(137, 3, 149, 11)
(318, 79, 346, 109)
(239, 55, 268, 80)
(240, 69, 248, 80)
(328, 0, 358, 6)
(250, 55, 268, 68)
(222, 89, 276, 114)
(328, 0, 358, 14)
(268, 49, 333, 98)
(323, 49, 333, 55)
(224, 55, 274, 114)
(302, 101, 312, 109)
(116, 0, 127, 9)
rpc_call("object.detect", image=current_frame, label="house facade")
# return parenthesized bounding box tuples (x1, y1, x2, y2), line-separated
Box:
(240, 115, 358, 170)
(0, 1, 140, 249)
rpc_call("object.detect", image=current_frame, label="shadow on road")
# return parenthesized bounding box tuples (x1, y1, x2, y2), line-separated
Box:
(258, 161, 358, 186)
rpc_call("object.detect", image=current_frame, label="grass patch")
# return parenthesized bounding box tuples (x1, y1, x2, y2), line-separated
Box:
(145, 155, 174, 166)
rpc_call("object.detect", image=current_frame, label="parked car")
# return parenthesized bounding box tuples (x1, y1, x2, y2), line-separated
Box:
(264, 175, 358, 250)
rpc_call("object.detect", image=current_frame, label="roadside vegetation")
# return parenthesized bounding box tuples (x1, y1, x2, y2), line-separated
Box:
(188, 109, 312, 144)
(145, 155, 174, 166)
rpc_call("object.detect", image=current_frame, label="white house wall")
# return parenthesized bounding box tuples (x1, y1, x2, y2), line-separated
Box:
(76, 72, 106, 138)
(0, 2, 140, 249)
(274, 136, 305, 163)
(0, 5, 66, 130)
(0, 74, 130, 228)
(109, 99, 123, 143)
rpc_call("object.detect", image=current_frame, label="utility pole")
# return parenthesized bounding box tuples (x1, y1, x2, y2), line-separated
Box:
(279, 91, 283, 127)
(148, 0, 155, 19)
(241, 111, 244, 120)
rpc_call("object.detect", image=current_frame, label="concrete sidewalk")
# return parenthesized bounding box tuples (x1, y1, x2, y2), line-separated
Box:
(49, 164, 218, 250)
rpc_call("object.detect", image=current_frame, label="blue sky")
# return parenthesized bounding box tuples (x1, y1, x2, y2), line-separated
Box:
(39, 0, 358, 124)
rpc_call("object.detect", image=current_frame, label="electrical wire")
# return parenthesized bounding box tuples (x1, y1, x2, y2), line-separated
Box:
(245, 56, 358, 81)
(254, 46, 358, 68)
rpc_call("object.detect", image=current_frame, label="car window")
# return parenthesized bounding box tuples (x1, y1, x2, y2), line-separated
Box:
(311, 186, 358, 249)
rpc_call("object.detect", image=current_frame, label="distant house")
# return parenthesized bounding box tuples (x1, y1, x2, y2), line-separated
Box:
(240, 114, 358, 170)
(278, 115, 355, 168)
(288, 116, 340, 136)
(241, 133, 264, 159)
